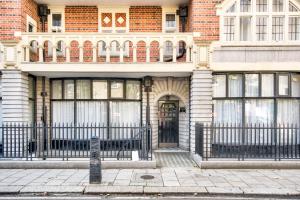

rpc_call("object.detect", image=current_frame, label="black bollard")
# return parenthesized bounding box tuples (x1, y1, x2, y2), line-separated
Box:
(89, 136, 102, 184)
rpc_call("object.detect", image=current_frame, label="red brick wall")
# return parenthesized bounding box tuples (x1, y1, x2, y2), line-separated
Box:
(21, 0, 40, 32)
(129, 6, 162, 32)
(65, 6, 98, 32)
(189, 0, 222, 43)
(0, 0, 22, 41)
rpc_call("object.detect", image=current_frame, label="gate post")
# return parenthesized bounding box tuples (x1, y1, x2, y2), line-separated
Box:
(195, 123, 204, 158)
(90, 136, 102, 184)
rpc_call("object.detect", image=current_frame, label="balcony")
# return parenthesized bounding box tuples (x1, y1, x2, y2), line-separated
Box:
(20, 32, 198, 77)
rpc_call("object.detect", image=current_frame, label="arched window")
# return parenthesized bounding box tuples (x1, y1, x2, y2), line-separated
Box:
(218, 0, 300, 42)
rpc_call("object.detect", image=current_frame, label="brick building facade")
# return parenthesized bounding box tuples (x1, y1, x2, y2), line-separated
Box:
(0, 0, 300, 161)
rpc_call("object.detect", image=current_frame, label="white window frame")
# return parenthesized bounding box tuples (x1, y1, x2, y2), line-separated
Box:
(47, 6, 65, 33)
(26, 15, 37, 32)
(162, 7, 180, 33)
(217, 0, 300, 42)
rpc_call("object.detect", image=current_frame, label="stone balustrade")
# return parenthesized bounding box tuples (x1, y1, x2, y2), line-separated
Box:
(21, 32, 195, 64)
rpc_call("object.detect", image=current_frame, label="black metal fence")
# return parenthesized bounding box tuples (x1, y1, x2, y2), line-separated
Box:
(195, 123, 300, 160)
(0, 123, 152, 161)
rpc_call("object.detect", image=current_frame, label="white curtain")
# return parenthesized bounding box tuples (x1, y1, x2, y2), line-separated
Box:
(292, 74, 300, 97)
(245, 74, 259, 97)
(245, 100, 274, 145)
(213, 75, 226, 97)
(277, 100, 300, 145)
(109, 102, 141, 139)
(76, 101, 108, 139)
(213, 100, 243, 144)
(52, 101, 74, 139)
(261, 74, 274, 97)
(228, 74, 243, 97)
(245, 100, 274, 124)
(76, 80, 91, 99)
(214, 100, 243, 124)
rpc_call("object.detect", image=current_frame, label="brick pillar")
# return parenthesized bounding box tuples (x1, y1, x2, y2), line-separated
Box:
(190, 69, 213, 159)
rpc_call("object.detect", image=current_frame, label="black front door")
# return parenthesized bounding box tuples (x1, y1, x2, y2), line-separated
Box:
(158, 101, 179, 147)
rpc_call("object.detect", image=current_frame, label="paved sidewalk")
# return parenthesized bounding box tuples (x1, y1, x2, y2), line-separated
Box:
(0, 168, 300, 196)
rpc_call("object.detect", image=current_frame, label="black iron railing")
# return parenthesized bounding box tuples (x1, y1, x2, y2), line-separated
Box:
(0, 123, 152, 161)
(195, 123, 300, 160)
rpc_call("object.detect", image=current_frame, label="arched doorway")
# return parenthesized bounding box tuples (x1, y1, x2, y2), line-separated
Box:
(158, 95, 180, 148)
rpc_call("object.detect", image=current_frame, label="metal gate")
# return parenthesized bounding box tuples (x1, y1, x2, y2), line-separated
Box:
(158, 101, 179, 147)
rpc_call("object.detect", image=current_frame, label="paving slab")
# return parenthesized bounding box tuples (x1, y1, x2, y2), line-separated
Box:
(85, 185, 143, 194)
(20, 185, 85, 193)
(241, 187, 300, 196)
(206, 186, 244, 195)
(144, 186, 207, 194)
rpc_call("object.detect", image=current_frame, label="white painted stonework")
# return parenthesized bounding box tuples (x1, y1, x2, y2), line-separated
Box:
(143, 77, 190, 150)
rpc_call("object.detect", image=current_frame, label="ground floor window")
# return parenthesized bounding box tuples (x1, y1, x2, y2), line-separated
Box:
(213, 72, 300, 125)
(50, 79, 142, 125)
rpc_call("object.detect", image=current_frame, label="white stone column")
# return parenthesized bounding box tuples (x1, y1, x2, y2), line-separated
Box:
(38, 46, 43, 62)
(25, 46, 30, 62)
(146, 46, 150, 62)
(79, 46, 84, 62)
(190, 69, 213, 159)
(172, 46, 177, 62)
(92, 46, 97, 63)
(133, 45, 137, 63)
(66, 46, 70, 62)
(52, 46, 57, 62)
(2, 70, 30, 157)
(159, 46, 164, 62)
(186, 46, 191, 62)
(106, 46, 110, 63)
(119, 47, 124, 62)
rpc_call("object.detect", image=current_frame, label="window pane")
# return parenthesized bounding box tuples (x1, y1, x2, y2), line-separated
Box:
(213, 100, 243, 124)
(213, 75, 226, 97)
(256, 0, 268, 12)
(245, 100, 274, 123)
(261, 74, 274, 96)
(110, 101, 141, 124)
(126, 80, 140, 99)
(52, 14, 62, 26)
(111, 81, 124, 98)
(52, 101, 74, 124)
(76, 80, 91, 99)
(240, 0, 252, 12)
(166, 14, 176, 28)
(224, 17, 235, 41)
(272, 0, 283, 12)
(228, 74, 243, 97)
(272, 17, 284, 41)
(52, 80, 62, 99)
(292, 74, 300, 97)
(77, 101, 107, 124)
(245, 74, 259, 97)
(256, 16, 268, 41)
(64, 80, 74, 99)
(93, 80, 108, 99)
(277, 100, 300, 125)
(278, 75, 289, 96)
(240, 17, 252, 41)
(289, 17, 300, 41)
